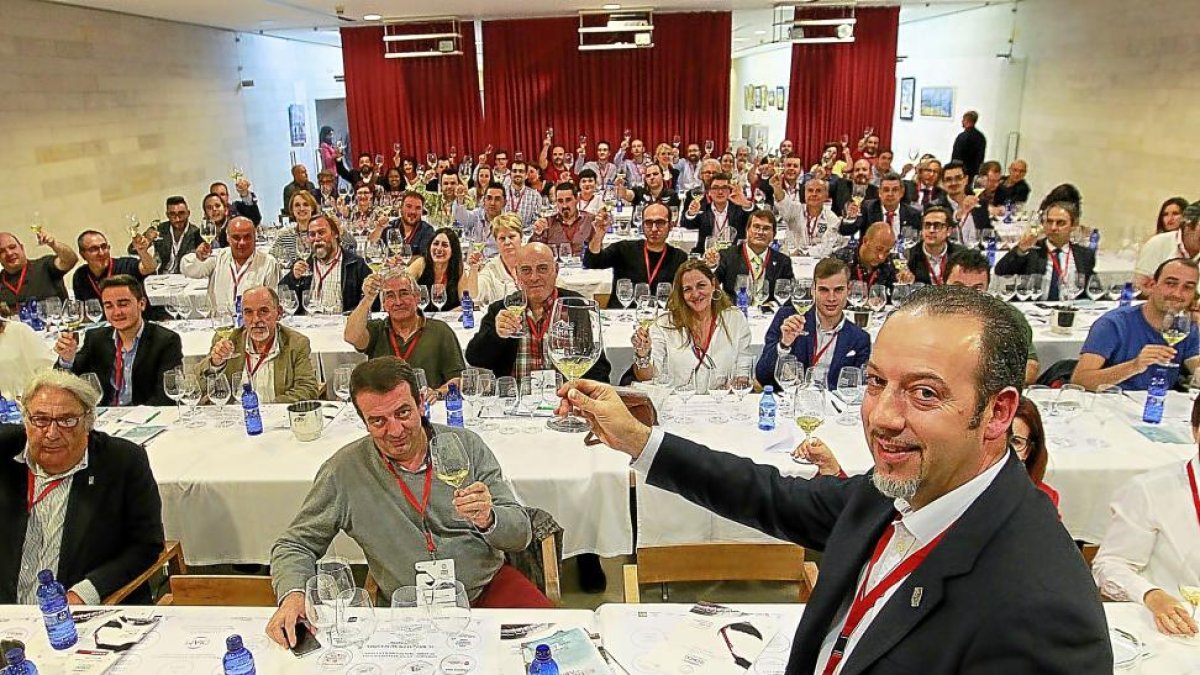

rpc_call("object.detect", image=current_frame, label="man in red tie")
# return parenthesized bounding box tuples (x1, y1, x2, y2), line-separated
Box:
(559, 284, 1111, 674)
(839, 173, 922, 241)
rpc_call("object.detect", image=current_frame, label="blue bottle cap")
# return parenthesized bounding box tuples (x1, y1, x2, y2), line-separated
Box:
(226, 634, 244, 652)
(5, 647, 25, 664)
(36, 569, 54, 584)
(534, 644, 551, 658)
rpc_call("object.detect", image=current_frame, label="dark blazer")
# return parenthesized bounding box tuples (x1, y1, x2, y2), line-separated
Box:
(906, 242, 964, 286)
(831, 181, 879, 218)
(233, 198, 263, 226)
(838, 200, 923, 240)
(932, 195, 992, 241)
(903, 181, 945, 208)
(645, 440, 1112, 674)
(951, 127, 987, 177)
(280, 247, 375, 314)
(465, 288, 612, 382)
(681, 205, 752, 253)
(755, 307, 870, 389)
(0, 427, 164, 604)
(714, 244, 795, 303)
(133, 224, 203, 275)
(66, 323, 183, 406)
(994, 240, 1096, 300)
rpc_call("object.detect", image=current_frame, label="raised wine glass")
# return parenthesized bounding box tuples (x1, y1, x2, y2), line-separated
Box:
(545, 297, 603, 433)
(791, 279, 814, 317)
(794, 387, 827, 445)
(1164, 310, 1193, 347)
(431, 434, 471, 520)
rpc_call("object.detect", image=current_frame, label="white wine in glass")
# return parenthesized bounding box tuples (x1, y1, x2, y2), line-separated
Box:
(1163, 311, 1191, 346)
(1179, 584, 1200, 619)
(545, 297, 603, 433)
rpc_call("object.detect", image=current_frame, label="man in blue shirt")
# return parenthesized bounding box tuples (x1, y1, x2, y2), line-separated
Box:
(756, 257, 871, 389)
(1073, 258, 1200, 391)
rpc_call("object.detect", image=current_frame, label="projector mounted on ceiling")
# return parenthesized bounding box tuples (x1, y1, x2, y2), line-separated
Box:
(380, 16, 464, 59)
(774, 2, 857, 45)
(578, 7, 654, 51)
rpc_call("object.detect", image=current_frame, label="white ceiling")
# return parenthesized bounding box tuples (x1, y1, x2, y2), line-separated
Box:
(44, 0, 991, 47)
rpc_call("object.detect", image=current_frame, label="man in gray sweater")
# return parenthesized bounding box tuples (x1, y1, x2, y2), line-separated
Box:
(265, 357, 534, 648)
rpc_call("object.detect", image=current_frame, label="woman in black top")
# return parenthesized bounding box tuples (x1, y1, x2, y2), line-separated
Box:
(407, 228, 478, 313)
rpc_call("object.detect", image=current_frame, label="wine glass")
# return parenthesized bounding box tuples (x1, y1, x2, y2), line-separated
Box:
(557, 243, 573, 266)
(41, 297, 62, 333)
(655, 282, 671, 310)
(198, 219, 217, 246)
(83, 299, 103, 325)
(476, 371, 497, 432)
(1106, 276, 1126, 301)
(205, 373, 232, 427)
(775, 355, 801, 417)
(278, 289, 299, 318)
(615, 279, 634, 317)
(704, 139, 715, 156)
(835, 367, 863, 426)
(333, 365, 353, 404)
(1085, 275, 1106, 302)
(179, 374, 203, 428)
(730, 358, 755, 421)
(192, 294, 212, 321)
(430, 283, 447, 318)
(424, 580, 472, 638)
(1178, 585, 1200, 623)
(496, 377, 520, 430)
(794, 387, 826, 444)
(62, 299, 84, 332)
(633, 282, 651, 309)
(1164, 311, 1192, 347)
(503, 289, 528, 337)
(545, 297, 603, 433)
(791, 279, 814, 316)
(305, 575, 342, 648)
(334, 587, 377, 648)
(1015, 275, 1035, 302)
(431, 434, 471, 520)
(1025, 384, 1057, 417)
(866, 285, 888, 312)
(459, 369, 480, 428)
(163, 369, 185, 423)
(773, 278, 794, 307)
(1056, 384, 1086, 424)
(81, 372, 102, 401)
(847, 281, 866, 310)
(998, 276, 1018, 302)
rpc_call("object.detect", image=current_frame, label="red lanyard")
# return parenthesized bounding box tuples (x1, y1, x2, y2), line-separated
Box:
(811, 326, 841, 368)
(508, 190, 525, 213)
(643, 244, 668, 287)
(743, 246, 771, 283)
(87, 259, 115, 298)
(27, 471, 68, 513)
(314, 250, 341, 295)
(712, 208, 729, 238)
(2, 264, 29, 297)
(924, 252, 944, 286)
(388, 321, 424, 361)
(855, 266, 879, 293)
(112, 333, 133, 406)
(1187, 461, 1200, 531)
(690, 314, 719, 370)
(380, 450, 436, 554)
(561, 217, 580, 246)
(822, 522, 950, 675)
(1047, 244, 1072, 282)
(526, 291, 559, 362)
(229, 259, 252, 298)
(806, 214, 820, 240)
(244, 334, 276, 380)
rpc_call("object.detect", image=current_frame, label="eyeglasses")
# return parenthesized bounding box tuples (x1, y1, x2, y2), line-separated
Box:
(27, 415, 85, 429)
(81, 244, 111, 254)
(1009, 435, 1030, 453)
(922, 223, 948, 231)
(643, 219, 670, 229)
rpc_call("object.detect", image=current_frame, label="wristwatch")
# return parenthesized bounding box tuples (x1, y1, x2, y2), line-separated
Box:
(634, 354, 652, 369)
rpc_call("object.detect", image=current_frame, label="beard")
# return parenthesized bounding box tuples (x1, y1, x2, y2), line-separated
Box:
(870, 450, 925, 502)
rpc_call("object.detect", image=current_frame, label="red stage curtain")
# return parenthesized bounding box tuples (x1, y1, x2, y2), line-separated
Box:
(785, 7, 899, 165)
(340, 25, 483, 163)
(482, 13, 731, 160)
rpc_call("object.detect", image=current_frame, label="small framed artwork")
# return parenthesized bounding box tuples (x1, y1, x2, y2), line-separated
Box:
(753, 85, 765, 110)
(920, 86, 955, 118)
(766, 88, 776, 108)
(744, 85, 755, 111)
(899, 77, 915, 120)
(775, 86, 786, 110)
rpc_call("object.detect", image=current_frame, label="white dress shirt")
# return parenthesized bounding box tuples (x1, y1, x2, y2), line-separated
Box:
(1092, 455, 1200, 605)
(180, 248, 281, 311)
(244, 332, 281, 404)
(1042, 242, 1078, 299)
(15, 449, 99, 605)
(1134, 230, 1200, 278)
(475, 256, 519, 306)
(648, 307, 752, 388)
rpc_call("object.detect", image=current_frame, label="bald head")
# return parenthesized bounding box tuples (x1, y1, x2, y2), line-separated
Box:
(860, 222, 897, 268)
(226, 217, 257, 262)
(516, 243, 559, 306)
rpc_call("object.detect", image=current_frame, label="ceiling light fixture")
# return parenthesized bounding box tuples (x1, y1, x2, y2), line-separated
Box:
(602, 3, 622, 9)
(364, 13, 382, 21)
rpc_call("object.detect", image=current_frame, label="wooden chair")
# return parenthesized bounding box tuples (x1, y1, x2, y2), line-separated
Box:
(158, 575, 278, 607)
(102, 540, 187, 605)
(1080, 543, 1099, 567)
(622, 543, 819, 604)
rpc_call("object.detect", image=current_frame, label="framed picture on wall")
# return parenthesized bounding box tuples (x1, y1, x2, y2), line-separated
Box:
(753, 85, 765, 110)
(775, 86, 786, 110)
(767, 89, 776, 108)
(744, 85, 755, 111)
(920, 86, 955, 118)
(899, 77, 915, 120)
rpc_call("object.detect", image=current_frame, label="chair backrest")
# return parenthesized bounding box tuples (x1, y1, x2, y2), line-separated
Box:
(162, 575, 277, 607)
(505, 506, 563, 604)
(625, 543, 817, 603)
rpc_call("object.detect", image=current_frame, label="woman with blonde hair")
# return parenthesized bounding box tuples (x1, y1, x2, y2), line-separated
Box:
(271, 190, 354, 265)
(630, 260, 751, 387)
(474, 214, 524, 306)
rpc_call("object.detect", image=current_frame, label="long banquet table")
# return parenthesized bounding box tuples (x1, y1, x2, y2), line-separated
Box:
(0, 602, 1183, 674)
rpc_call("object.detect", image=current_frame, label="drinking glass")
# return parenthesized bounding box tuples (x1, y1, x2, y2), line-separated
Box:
(496, 376, 519, 429)
(205, 373, 232, 427)
(192, 294, 212, 321)
(317, 557, 356, 596)
(199, 219, 217, 246)
(866, 284, 888, 312)
(419, 285, 430, 309)
(1015, 275, 1036, 302)
(731, 358, 755, 421)
(424, 580, 471, 638)
(305, 574, 341, 645)
(775, 355, 801, 417)
(163, 369, 185, 423)
(835, 367, 863, 426)
(1025, 384, 1057, 417)
(655, 282, 671, 310)
(84, 299, 103, 325)
(773, 278, 794, 307)
(503, 289, 528, 337)
(1106, 276, 1126, 300)
(170, 294, 191, 323)
(81, 373, 103, 400)
(557, 243, 573, 265)
(1085, 275, 1106, 302)
(633, 282, 651, 308)
(847, 281, 866, 310)
(385, 228, 404, 257)
(794, 387, 826, 443)
(1163, 311, 1193, 347)
(431, 434, 471, 520)
(41, 297, 62, 332)
(334, 365, 353, 404)
(179, 374, 203, 428)
(998, 276, 1019, 302)
(459, 368, 480, 428)
(278, 289, 299, 318)
(546, 297, 604, 432)
(413, 368, 431, 412)
(430, 283, 447, 318)
(62, 299, 84, 331)
(615, 279, 634, 316)
(1056, 384, 1086, 424)
(477, 371, 497, 432)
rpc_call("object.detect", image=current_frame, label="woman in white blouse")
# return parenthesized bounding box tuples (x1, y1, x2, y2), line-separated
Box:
(473, 214, 524, 306)
(0, 305, 55, 398)
(630, 260, 752, 388)
(1092, 396, 1200, 637)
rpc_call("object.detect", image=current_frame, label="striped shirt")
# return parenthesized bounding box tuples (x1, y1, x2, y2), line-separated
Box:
(15, 449, 97, 605)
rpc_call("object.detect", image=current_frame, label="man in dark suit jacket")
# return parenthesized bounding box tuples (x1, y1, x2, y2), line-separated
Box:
(53, 275, 183, 407)
(906, 206, 964, 286)
(0, 371, 164, 604)
(951, 110, 987, 179)
(831, 159, 879, 217)
(839, 173, 922, 241)
(681, 173, 753, 253)
(710, 209, 794, 304)
(936, 161, 993, 246)
(561, 285, 1111, 674)
(994, 202, 1095, 301)
(903, 158, 945, 208)
(279, 215, 374, 314)
(139, 196, 203, 274)
(755, 258, 869, 389)
(466, 243, 612, 382)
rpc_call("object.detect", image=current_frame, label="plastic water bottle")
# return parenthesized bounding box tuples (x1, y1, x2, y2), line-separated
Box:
(445, 382, 465, 428)
(461, 292, 475, 329)
(3, 648, 38, 675)
(736, 286, 750, 317)
(1118, 282, 1134, 308)
(528, 644, 560, 675)
(1003, 202, 1015, 224)
(0, 397, 17, 425)
(986, 237, 997, 267)
(1088, 228, 1100, 251)
(17, 303, 31, 328)
(1142, 366, 1168, 424)
(234, 296, 244, 328)
(240, 383, 263, 436)
(27, 300, 43, 332)
(36, 570, 77, 650)
(222, 634, 256, 675)
(769, 238, 782, 253)
(758, 386, 777, 431)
